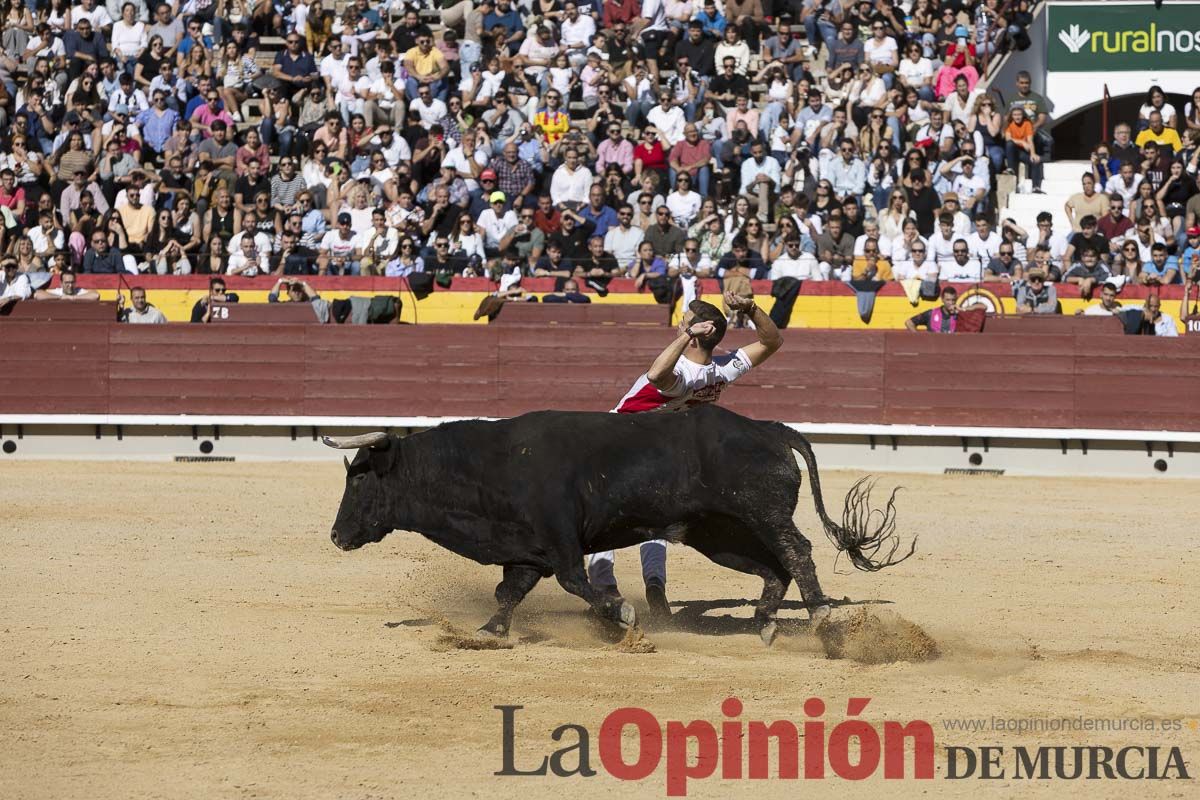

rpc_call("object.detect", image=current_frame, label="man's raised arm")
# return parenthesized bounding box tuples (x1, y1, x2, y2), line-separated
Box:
(647, 320, 715, 390)
(726, 291, 782, 366)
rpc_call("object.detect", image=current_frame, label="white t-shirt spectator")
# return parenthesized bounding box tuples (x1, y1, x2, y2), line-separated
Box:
(1105, 173, 1144, 208)
(640, 0, 668, 35)
(411, 96, 448, 129)
(646, 105, 686, 146)
(319, 230, 357, 261)
(965, 230, 1002, 263)
(561, 14, 596, 50)
(517, 37, 559, 79)
(476, 206, 518, 250)
(939, 257, 982, 282)
(770, 253, 825, 281)
(110, 20, 146, 57)
(227, 245, 269, 276)
(951, 173, 988, 207)
(863, 36, 898, 67)
(892, 258, 940, 282)
(335, 73, 372, 114)
(29, 226, 65, 254)
(666, 190, 701, 227)
(227, 230, 273, 258)
(320, 52, 349, 88)
(928, 232, 958, 266)
(72, 4, 113, 28)
(441, 145, 488, 190)
(896, 56, 933, 89)
(854, 233, 894, 258)
(604, 225, 644, 265)
(0, 271, 32, 301)
(355, 226, 399, 261)
(549, 164, 594, 206)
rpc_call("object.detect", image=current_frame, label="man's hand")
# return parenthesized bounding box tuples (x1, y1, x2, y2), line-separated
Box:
(723, 290, 755, 313)
(685, 320, 716, 339)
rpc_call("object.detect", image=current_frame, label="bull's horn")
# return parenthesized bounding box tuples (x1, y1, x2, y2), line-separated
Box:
(322, 432, 389, 449)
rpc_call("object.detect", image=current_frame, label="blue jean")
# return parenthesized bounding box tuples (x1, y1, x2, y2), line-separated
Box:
(260, 117, 296, 158)
(1006, 141, 1042, 188)
(761, 101, 786, 140)
(984, 143, 1005, 174)
(624, 99, 654, 128)
(804, 16, 837, 54)
(406, 76, 447, 101)
(669, 165, 711, 198)
(329, 260, 361, 276)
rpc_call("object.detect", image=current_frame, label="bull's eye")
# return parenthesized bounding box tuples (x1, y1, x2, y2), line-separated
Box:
(353, 474, 366, 484)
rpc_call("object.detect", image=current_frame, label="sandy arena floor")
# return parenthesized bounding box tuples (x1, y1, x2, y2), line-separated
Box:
(1, 461, 1196, 799)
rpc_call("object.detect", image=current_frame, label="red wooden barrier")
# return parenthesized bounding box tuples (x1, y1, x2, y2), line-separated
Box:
(1, 300, 118, 321)
(2, 322, 1200, 431)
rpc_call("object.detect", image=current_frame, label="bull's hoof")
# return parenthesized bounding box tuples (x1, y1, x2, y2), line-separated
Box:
(809, 604, 832, 626)
(759, 621, 778, 647)
(477, 619, 509, 638)
(618, 601, 637, 630)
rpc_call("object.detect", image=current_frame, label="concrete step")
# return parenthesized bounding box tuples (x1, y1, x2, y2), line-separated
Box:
(1040, 160, 1092, 182)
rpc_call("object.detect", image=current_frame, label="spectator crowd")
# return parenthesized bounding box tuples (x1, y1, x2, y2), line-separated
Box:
(0, 0, 1195, 331)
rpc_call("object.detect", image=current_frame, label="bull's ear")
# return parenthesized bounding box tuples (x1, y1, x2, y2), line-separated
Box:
(367, 437, 400, 476)
(343, 456, 351, 472)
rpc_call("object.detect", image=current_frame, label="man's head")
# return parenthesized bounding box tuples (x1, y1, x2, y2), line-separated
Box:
(61, 270, 79, 295)
(1080, 247, 1099, 268)
(683, 299, 727, 350)
(910, 240, 927, 265)
(130, 286, 149, 312)
(952, 239, 970, 264)
(1099, 282, 1118, 310)
(973, 214, 990, 237)
(1016, 71, 1031, 94)
(1145, 293, 1162, 319)
(941, 286, 958, 311)
(87, 227, 108, 253)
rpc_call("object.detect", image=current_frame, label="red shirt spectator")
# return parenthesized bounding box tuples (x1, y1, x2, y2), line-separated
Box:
(635, 139, 667, 173)
(602, 0, 641, 28)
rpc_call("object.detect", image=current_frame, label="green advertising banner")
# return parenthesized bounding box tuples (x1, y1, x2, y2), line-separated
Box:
(1047, 2, 1200, 71)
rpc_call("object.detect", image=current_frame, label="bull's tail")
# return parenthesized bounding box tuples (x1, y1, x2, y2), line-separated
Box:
(779, 426, 916, 572)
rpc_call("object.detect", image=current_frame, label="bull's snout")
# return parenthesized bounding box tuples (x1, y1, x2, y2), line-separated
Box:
(330, 529, 353, 551)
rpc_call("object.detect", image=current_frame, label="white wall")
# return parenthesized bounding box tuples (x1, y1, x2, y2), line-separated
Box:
(1046, 72, 1199, 120)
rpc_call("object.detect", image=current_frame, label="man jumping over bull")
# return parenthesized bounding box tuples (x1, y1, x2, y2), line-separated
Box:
(588, 292, 784, 621)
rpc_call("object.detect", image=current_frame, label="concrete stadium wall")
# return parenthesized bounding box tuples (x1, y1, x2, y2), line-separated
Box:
(5, 322, 1200, 431)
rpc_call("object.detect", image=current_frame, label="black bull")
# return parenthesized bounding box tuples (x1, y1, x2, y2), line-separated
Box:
(324, 405, 912, 644)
